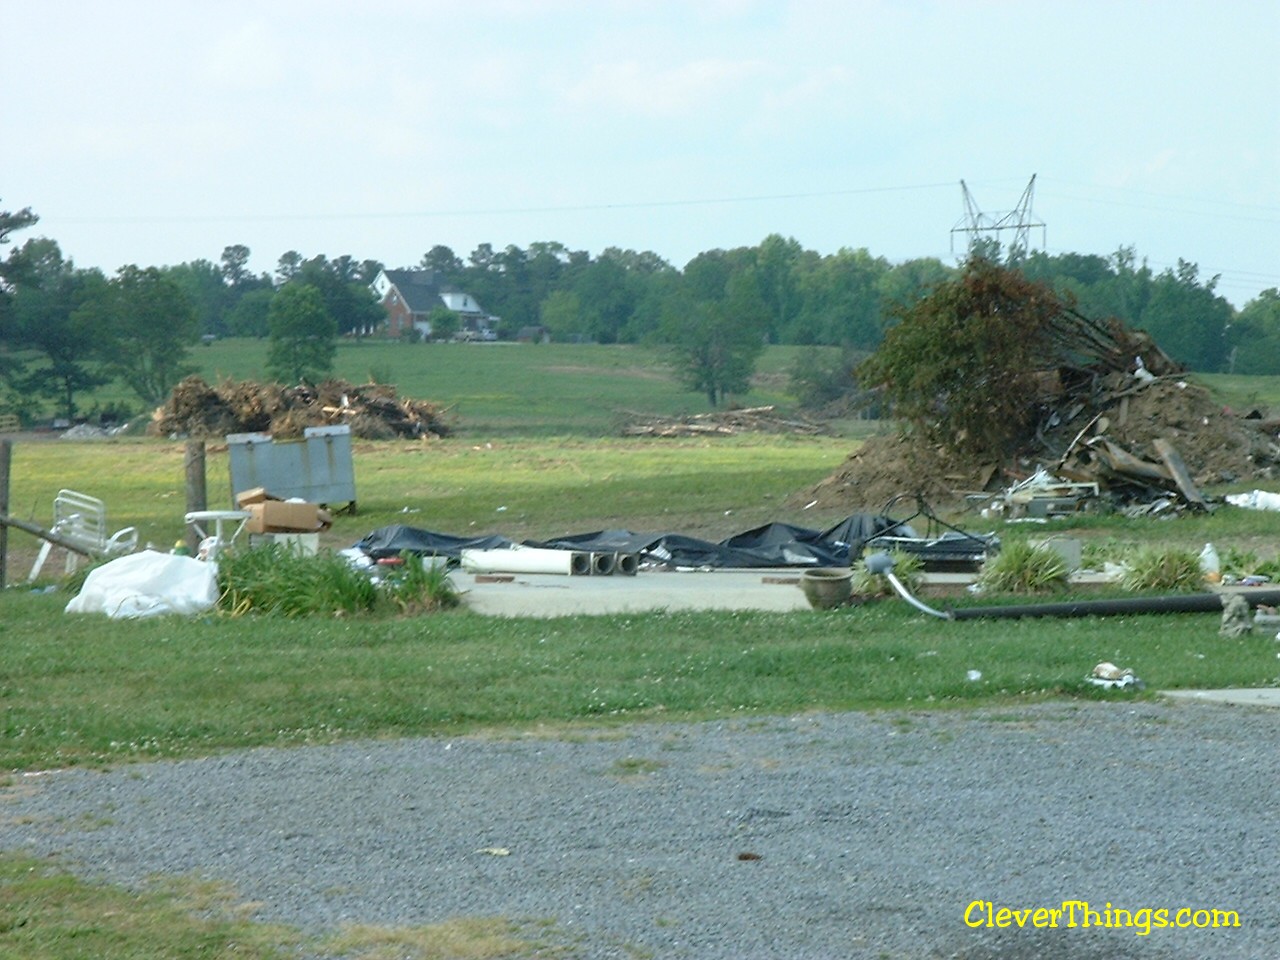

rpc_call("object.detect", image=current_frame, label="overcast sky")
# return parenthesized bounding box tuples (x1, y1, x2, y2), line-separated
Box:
(4, 0, 1277, 306)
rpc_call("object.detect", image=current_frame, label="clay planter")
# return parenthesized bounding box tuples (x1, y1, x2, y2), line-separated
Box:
(800, 567, 854, 610)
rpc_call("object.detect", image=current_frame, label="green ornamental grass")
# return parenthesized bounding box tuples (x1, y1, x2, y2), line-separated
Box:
(977, 539, 1070, 595)
(1120, 545, 1206, 592)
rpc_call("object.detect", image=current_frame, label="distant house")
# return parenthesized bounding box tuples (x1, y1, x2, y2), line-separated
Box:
(369, 269, 497, 340)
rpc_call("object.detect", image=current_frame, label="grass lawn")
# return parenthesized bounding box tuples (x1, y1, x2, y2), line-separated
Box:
(101, 339, 824, 438)
(2, 434, 856, 560)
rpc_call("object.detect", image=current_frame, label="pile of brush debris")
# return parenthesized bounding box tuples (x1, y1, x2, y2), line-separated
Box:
(622, 405, 827, 437)
(803, 312, 1280, 514)
(150, 376, 453, 440)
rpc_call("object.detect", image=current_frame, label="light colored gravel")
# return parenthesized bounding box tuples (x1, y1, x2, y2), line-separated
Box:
(2, 700, 1277, 959)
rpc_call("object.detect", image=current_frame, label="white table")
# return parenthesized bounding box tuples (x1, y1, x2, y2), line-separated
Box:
(183, 510, 252, 559)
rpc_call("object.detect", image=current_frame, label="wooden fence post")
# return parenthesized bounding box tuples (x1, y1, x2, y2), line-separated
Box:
(184, 440, 207, 553)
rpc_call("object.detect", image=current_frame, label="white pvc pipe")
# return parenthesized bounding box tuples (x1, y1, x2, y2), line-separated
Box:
(461, 547, 590, 576)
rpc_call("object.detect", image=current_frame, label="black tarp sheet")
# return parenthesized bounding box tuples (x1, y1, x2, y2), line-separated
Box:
(352, 513, 934, 569)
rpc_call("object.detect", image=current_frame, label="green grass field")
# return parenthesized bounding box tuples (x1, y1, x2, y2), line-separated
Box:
(73, 339, 825, 437)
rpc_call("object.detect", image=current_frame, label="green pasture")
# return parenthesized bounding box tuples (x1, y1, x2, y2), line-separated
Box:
(2, 434, 856, 554)
(81, 339, 826, 437)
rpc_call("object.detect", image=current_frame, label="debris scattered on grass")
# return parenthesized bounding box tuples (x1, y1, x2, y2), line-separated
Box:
(622, 405, 827, 437)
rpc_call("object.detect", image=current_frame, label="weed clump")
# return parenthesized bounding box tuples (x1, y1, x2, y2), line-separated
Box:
(977, 540, 1070, 595)
(217, 545, 458, 617)
(851, 549, 923, 598)
(1120, 546, 1204, 592)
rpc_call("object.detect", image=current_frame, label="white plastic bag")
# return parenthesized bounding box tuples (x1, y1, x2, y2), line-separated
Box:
(1226, 490, 1280, 512)
(65, 550, 219, 619)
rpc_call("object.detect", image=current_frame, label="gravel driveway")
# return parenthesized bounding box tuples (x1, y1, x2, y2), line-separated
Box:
(2, 700, 1277, 959)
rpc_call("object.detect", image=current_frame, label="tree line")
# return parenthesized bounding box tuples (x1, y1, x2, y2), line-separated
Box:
(2, 198, 1278, 422)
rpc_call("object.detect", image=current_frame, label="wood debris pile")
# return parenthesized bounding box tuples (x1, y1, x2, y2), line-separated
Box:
(622, 405, 828, 437)
(803, 318, 1280, 512)
(150, 376, 452, 440)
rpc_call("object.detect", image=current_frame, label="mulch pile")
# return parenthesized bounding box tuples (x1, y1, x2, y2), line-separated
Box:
(149, 376, 453, 440)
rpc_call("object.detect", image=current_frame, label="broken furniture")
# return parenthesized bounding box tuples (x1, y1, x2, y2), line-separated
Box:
(183, 509, 252, 560)
(28, 489, 138, 581)
(1000, 467, 1100, 518)
(863, 494, 997, 572)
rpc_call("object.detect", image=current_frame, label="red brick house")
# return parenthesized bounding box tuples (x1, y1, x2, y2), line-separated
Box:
(370, 269, 496, 339)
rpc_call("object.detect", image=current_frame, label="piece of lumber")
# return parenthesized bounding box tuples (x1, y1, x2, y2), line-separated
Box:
(0, 513, 95, 555)
(1153, 438, 1209, 509)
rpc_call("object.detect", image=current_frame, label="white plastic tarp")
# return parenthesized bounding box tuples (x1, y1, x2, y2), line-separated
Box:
(65, 550, 220, 619)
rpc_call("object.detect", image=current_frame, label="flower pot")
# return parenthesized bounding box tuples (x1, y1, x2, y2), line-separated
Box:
(800, 567, 854, 610)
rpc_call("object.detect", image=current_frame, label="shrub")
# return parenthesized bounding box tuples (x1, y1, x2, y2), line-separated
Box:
(857, 257, 1067, 460)
(217, 543, 379, 617)
(976, 540, 1069, 595)
(851, 549, 924, 598)
(381, 554, 461, 613)
(1120, 546, 1204, 592)
(217, 545, 461, 618)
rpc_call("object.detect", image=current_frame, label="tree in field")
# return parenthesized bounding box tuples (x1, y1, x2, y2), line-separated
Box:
(662, 253, 768, 407)
(220, 244, 254, 290)
(858, 257, 1068, 461)
(3, 239, 111, 419)
(293, 255, 385, 336)
(876, 257, 952, 314)
(225, 287, 274, 338)
(1227, 288, 1280, 375)
(266, 284, 336, 383)
(162, 259, 228, 337)
(94, 265, 199, 404)
(425, 305, 460, 341)
(570, 257, 630, 343)
(790, 247, 888, 347)
(419, 245, 464, 282)
(276, 250, 304, 285)
(0, 201, 41, 389)
(753, 233, 807, 343)
(1137, 259, 1232, 371)
(539, 289, 584, 341)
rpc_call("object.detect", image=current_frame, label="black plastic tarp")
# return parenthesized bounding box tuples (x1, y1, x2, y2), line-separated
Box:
(353, 513, 923, 569)
(353, 524, 513, 560)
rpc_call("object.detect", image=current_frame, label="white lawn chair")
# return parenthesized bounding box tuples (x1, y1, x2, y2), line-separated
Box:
(28, 489, 139, 581)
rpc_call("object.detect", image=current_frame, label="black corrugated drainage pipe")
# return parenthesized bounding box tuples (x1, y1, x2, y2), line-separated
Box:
(947, 589, 1280, 621)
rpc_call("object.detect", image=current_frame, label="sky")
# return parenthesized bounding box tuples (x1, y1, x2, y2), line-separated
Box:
(3, 0, 1278, 307)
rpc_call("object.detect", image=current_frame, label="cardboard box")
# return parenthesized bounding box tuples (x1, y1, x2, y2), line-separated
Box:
(235, 487, 331, 534)
(235, 487, 271, 507)
(244, 501, 332, 534)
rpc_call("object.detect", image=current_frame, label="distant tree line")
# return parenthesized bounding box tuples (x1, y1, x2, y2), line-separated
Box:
(2, 197, 1277, 421)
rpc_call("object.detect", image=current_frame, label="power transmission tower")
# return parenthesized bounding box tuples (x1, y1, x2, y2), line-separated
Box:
(950, 174, 1046, 262)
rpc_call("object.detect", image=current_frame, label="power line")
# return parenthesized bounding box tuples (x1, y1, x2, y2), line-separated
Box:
(51, 180, 962, 226)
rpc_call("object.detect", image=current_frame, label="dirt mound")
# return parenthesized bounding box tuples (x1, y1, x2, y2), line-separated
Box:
(802, 376, 1279, 512)
(150, 376, 453, 440)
